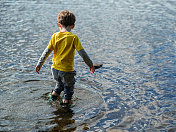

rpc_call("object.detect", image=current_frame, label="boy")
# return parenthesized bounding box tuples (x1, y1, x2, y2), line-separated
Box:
(35, 10, 95, 105)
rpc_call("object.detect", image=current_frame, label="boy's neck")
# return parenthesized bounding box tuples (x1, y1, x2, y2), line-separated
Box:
(60, 26, 72, 32)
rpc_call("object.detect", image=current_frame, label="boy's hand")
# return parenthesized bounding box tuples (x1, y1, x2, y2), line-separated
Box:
(35, 66, 41, 74)
(89, 66, 95, 74)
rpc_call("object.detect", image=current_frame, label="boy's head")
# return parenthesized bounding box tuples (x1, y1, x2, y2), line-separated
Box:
(57, 10, 76, 27)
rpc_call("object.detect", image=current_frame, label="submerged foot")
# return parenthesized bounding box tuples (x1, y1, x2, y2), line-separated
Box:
(49, 93, 58, 101)
(60, 99, 72, 108)
(49, 91, 59, 101)
(62, 99, 69, 104)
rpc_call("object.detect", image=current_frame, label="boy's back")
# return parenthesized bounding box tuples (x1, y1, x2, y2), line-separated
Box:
(47, 32, 83, 72)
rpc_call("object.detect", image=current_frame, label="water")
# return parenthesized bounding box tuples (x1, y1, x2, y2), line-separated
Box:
(0, 0, 176, 131)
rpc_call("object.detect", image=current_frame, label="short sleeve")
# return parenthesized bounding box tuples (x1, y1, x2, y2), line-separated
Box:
(74, 35, 84, 52)
(47, 34, 55, 51)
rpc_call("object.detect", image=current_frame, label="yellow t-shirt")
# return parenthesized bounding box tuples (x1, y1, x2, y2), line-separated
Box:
(47, 32, 84, 72)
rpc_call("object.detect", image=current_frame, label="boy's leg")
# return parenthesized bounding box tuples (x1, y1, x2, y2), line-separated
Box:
(51, 68, 64, 96)
(53, 78, 64, 95)
(62, 71, 76, 103)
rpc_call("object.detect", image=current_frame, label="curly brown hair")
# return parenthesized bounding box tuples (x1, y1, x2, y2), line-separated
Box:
(57, 10, 76, 27)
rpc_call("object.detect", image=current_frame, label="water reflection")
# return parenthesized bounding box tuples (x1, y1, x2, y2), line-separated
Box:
(49, 107, 75, 131)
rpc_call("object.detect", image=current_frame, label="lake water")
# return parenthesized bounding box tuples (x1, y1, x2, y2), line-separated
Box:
(0, 0, 176, 131)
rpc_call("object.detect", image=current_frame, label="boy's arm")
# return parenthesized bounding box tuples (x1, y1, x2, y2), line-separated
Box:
(78, 49, 95, 74)
(35, 48, 52, 74)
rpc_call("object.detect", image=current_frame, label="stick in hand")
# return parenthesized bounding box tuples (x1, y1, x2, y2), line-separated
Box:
(93, 64, 103, 69)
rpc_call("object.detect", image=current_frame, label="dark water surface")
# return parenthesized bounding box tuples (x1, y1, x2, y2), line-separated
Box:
(0, 0, 176, 131)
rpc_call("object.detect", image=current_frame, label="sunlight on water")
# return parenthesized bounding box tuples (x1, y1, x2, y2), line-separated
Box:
(0, 0, 176, 131)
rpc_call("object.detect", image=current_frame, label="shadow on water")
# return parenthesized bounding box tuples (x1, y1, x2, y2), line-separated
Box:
(47, 107, 76, 131)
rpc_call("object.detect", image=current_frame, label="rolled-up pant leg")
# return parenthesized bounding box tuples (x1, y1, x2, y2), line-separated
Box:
(62, 71, 76, 100)
(52, 68, 76, 100)
(52, 68, 64, 95)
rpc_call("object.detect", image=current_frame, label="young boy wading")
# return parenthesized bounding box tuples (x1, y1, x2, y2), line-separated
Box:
(35, 10, 95, 105)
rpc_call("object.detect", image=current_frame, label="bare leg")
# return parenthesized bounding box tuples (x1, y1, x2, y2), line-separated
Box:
(52, 91, 59, 96)
(62, 99, 69, 103)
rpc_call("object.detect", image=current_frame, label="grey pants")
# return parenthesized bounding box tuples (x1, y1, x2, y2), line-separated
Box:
(51, 68, 76, 100)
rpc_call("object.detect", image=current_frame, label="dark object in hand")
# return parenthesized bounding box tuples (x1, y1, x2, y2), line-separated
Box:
(93, 64, 103, 69)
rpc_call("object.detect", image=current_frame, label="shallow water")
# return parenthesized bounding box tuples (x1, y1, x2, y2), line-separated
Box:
(0, 0, 176, 131)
